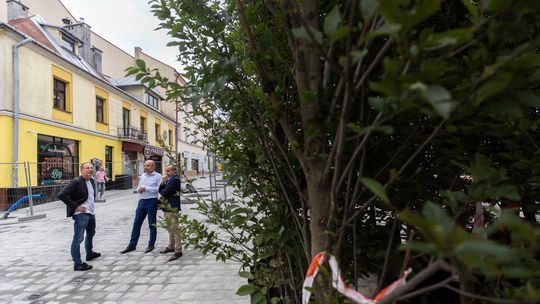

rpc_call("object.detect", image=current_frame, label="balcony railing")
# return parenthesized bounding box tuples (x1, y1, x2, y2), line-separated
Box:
(118, 125, 148, 142)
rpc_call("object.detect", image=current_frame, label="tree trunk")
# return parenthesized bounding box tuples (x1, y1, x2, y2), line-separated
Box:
(306, 160, 334, 302)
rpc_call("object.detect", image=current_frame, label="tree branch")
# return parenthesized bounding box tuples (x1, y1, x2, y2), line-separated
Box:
(378, 259, 445, 304)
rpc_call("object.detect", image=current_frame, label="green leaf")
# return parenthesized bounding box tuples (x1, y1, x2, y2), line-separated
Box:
(368, 23, 402, 39)
(512, 91, 540, 107)
(360, 0, 378, 20)
(135, 59, 147, 70)
(239, 271, 254, 279)
(301, 90, 316, 102)
(251, 291, 265, 304)
(422, 201, 452, 231)
(476, 73, 512, 104)
(489, 184, 520, 201)
(425, 85, 453, 117)
(455, 240, 513, 257)
(324, 6, 342, 36)
(400, 241, 438, 254)
(292, 26, 323, 45)
(484, 0, 512, 12)
(411, 83, 455, 118)
(503, 267, 532, 279)
(361, 177, 390, 204)
(236, 284, 257, 296)
(368, 97, 388, 112)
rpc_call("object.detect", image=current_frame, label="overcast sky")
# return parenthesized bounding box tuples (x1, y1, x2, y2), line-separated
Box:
(61, 0, 182, 71)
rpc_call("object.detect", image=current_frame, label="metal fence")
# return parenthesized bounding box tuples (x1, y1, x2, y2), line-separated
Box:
(0, 160, 144, 215)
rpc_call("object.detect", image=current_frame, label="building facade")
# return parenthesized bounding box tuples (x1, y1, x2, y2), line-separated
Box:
(17, 0, 211, 176)
(0, 0, 176, 198)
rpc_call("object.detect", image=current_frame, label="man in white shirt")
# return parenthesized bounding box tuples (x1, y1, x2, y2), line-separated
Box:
(120, 160, 162, 254)
(58, 162, 101, 271)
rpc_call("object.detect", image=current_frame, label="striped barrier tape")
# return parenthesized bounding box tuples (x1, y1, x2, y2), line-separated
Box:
(302, 252, 412, 304)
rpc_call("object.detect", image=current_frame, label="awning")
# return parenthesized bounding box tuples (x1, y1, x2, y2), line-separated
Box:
(122, 142, 144, 153)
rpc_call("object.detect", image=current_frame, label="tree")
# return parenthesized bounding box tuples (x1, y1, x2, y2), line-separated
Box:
(130, 0, 540, 302)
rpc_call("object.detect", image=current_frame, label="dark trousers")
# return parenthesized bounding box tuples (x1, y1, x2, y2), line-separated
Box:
(128, 198, 158, 247)
(71, 213, 96, 265)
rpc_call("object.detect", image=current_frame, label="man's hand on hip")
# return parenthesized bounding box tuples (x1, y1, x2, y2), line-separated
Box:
(75, 205, 87, 213)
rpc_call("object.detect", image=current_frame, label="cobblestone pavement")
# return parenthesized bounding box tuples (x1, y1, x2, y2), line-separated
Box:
(0, 177, 248, 303)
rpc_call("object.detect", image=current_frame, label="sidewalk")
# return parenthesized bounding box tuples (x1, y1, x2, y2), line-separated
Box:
(0, 177, 247, 303)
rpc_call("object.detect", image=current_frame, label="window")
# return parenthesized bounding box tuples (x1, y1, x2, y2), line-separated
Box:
(140, 117, 146, 132)
(168, 129, 173, 146)
(155, 123, 161, 142)
(52, 65, 73, 122)
(96, 97, 105, 123)
(53, 79, 67, 111)
(191, 159, 199, 173)
(94, 87, 109, 132)
(105, 146, 113, 179)
(146, 93, 159, 109)
(60, 35, 76, 52)
(122, 108, 130, 136)
(37, 135, 79, 185)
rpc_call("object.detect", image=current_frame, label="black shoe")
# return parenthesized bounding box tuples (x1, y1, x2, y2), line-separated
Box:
(160, 247, 174, 254)
(120, 246, 136, 254)
(74, 262, 92, 271)
(86, 251, 101, 261)
(144, 246, 155, 253)
(168, 252, 183, 262)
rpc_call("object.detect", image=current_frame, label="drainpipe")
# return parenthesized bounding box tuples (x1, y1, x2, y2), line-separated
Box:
(174, 71, 181, 168)
(12, 38, 33, 188)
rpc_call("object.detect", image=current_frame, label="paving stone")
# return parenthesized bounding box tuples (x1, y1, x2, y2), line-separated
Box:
(0, 180, 247, 303)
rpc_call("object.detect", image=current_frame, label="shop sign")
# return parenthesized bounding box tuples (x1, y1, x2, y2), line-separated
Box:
(39, 143, 71, 155)
(144, 146, 164, 159)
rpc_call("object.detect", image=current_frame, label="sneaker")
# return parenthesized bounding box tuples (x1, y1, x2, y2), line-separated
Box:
(86, 251, 101, 261)
(74, 262, 92, 271)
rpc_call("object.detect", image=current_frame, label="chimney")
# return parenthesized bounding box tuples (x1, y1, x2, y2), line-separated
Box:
(91, 46, 102, 73)
(134, 46, 142, 59)
(63, 18, 93, 65)
(7, 0, 29, 20)
(61, 16, 72, 25)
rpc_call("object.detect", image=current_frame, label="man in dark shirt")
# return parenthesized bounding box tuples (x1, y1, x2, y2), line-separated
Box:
(158, 165, 183, 261)
(58, 162, 101, 271)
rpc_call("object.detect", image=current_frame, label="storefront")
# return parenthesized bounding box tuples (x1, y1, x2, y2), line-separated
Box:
(143, 145, 164, 174)
(37, 134, 79, 185)
(121, 142, 144, 188)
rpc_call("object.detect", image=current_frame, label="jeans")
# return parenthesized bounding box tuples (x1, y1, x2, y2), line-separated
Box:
(71, 213, 96, 265)
(128, 198, 158, 247)
(96, 182, 105, 197)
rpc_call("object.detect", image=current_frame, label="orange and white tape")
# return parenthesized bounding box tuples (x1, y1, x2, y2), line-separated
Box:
(302, 251, 411, 304)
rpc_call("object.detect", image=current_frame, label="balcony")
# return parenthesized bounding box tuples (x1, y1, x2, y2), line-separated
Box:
(118, 125, 148, 143)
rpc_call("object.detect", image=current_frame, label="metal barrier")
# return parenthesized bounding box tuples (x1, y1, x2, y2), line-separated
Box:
(0, 161, 143, 214)
(0, 159, 221, 215)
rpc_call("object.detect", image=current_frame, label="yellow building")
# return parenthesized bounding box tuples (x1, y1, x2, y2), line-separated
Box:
(17, 0, 213, 177)
(0, 1, 175, 194)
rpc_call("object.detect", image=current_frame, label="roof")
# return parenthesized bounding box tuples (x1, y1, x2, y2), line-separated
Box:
(7, 15, 107, 82)
(2, 15, 174, 123)
(106, 76, 164, 99)
(8, 17, 57, 53)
